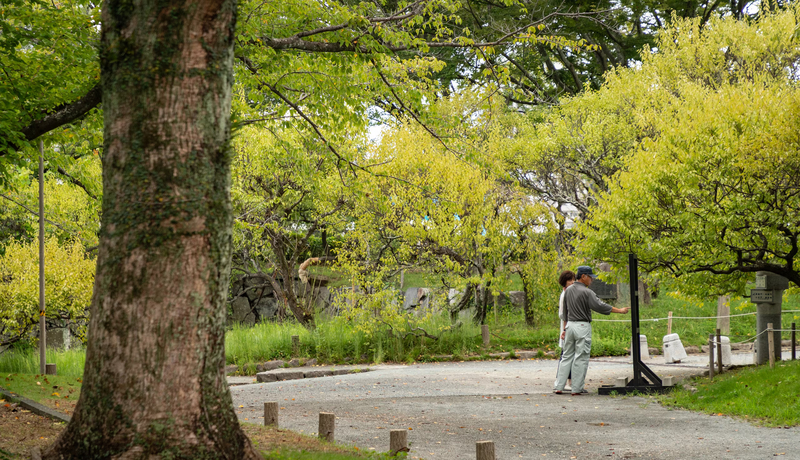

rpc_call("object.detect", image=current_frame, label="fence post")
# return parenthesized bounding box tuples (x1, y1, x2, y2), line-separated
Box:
(264, 402, 278, 427)
(389, 429, 408, 456)
(768, 323, 775, 369)
(716, 328, 723, 374)
(481, 325, 490, 347)
(476, 440, 495, 460)
(708, 334, 715, 379)
(792, 322, 796, 361)
(717, 295, 730, 335)
(292, 335, 300, 357)
(667, 311, 673, 336)
(319, 412, 335, 442)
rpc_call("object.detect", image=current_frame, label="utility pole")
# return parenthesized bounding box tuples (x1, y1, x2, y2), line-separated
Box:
(39, 141, 46, 374)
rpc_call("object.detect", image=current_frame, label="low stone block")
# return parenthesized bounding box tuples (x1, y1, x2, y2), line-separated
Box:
(304, 358, 317, 367)
(304, 370, 333, 378)
(712, 336, 732, 366)
(630, 335, 649, 360)
(275, 371, 305, 381)
(287, 358, 301, 367)
(663, 333, 688, 363)
(224, 364, 238, 375)
(256, 372, 278, 383)
(261, 360, 285, 371)
(662, 376, 676, 386)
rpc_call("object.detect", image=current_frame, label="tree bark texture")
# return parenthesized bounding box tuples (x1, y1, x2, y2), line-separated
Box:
(44, 0, 258, 458)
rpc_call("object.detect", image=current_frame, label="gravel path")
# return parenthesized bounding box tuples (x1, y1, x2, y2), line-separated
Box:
(230, 353, 797, 459)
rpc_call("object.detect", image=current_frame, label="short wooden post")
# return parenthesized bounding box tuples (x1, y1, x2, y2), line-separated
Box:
(389, 429, 408, 456)
(292, 335, 300, 357)
(667, 311, 673, 336)
(716, 328, 723, 374)
(263, 402, 278, 427)
(481, 324, 490, 347)
(319, 412, 335, 442)
(768, 323, 775, 369)
(45, 363, 57, 375)
(476, 440, 495, 460)
(708, 334, 715, 379)
(792, 322, 796, 361)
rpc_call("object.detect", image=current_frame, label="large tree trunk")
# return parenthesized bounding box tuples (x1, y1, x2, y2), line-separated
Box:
(44, 0, 258, 458)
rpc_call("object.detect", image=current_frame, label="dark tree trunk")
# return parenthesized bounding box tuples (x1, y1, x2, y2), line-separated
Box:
(44, 0, 258, 458)
(519, 272, 535, 327)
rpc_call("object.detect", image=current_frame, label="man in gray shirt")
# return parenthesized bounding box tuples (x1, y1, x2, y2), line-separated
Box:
(554, 266, 629, 395)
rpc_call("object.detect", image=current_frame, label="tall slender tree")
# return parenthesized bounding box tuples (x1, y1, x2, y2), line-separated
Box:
(43, 0, 258, 457)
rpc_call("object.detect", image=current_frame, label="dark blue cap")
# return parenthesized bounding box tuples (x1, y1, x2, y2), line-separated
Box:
(576, 266, 597, 279)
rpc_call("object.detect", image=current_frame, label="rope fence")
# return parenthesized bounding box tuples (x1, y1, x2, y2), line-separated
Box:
(592, 309, 800, 323)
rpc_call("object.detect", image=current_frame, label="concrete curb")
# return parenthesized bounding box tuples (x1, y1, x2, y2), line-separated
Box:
(0, 386, 71, 423)
(254, 367, 372, 383)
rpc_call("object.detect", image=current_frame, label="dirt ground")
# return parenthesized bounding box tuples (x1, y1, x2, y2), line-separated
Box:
(0, 400, 65, 458)
(0, 399, 369, 459)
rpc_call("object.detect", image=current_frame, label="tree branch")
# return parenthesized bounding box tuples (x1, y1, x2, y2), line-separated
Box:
(19, 83, 101, 144)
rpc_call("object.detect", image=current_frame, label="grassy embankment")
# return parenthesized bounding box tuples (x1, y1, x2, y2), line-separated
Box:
(2, 293, 799, 374)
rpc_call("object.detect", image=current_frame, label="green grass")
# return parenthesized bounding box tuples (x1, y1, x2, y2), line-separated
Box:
(3, 293, 799, 375)
(0, 345, 85, 377)
(660, 359, 800, 426)
(0, 372, 82, 406)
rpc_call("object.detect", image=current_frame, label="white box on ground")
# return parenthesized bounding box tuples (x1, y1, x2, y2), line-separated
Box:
(713, 336, 732, 366)
(662, 333, 688, 363)
(630, 335, 649, 360)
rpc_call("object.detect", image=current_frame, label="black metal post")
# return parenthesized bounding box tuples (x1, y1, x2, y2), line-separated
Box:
(600, 254, 665, 395)
(629, 253, 642, 382)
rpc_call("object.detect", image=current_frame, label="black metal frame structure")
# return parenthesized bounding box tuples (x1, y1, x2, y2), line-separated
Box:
(598, 254, 671, 395)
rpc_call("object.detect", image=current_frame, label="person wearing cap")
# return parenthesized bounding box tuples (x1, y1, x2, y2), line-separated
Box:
(554, 265, 629, 395)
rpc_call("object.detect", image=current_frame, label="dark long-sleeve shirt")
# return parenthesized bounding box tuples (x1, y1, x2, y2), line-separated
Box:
(561, 280, 613, 322)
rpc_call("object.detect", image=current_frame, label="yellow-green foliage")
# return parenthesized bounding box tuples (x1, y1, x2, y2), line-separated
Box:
(1, 164, 101, 249)
(0, 237, 95, 346)
(578, 7, 800, 294)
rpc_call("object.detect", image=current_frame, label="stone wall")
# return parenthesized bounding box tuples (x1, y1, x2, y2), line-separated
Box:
(227, 277, 527, 325)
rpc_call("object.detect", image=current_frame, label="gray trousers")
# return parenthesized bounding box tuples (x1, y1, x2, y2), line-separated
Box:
(554, 321, 592, 392)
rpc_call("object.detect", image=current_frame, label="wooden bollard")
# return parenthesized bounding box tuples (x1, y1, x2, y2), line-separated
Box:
(708, 334, 715, 379)
(768, 323, 775, 369)
(389, 429, 408, 456)
(292, 335, 300, 357)
(481, 325, 490, 347)
(716, 328, 723, 374)
(792, 322, 796, 361)
(45, 363, 57, 375)
(319, 412, 335, 442)
(264, 402, 278, 427)
(667, 311, 673, 335)
(476, 440, 495, 460)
